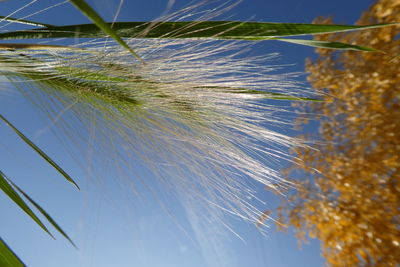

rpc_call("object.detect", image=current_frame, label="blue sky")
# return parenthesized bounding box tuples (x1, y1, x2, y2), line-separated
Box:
(0, 0, 374, 266)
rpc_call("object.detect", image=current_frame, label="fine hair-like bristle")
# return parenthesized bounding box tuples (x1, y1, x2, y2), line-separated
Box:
(1, 0, 313, 249)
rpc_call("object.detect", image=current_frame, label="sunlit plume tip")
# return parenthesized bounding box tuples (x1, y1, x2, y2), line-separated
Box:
(0, 1, 311, 237)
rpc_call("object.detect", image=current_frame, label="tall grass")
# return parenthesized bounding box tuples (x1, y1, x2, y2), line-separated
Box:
(0, 0, 395, 265)
(2, 0, 308, 226)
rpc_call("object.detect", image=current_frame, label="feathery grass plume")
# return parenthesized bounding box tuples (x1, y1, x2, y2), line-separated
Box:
(0, 0, 313, 258)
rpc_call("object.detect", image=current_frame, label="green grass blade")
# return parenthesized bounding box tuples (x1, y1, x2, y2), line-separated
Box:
(274, 38, 379, 52)
(6, 179, 77, 248)
(0, 171, 54, 239)
(0, 114, 80, 189)
(0, 16, 53, 28)
(198, 86, 323, 101)
(247, 91, 323, 101)
(68, 0, 143, 63)
(0, 238, 26, 267)
(0, 21, 396, 40)
(0, 43, 82, 51)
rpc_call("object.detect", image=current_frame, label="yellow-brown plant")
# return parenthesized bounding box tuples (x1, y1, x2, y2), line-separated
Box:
(276, 0, 400, 266)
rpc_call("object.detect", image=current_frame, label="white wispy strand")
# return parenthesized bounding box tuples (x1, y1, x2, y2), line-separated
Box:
(2, 38, 304, 221)
(1, 2, 312, 251)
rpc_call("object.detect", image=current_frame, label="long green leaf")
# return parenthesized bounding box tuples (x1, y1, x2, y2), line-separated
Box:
(0, 21, 396, 40)
(6, 179, 76, 248)
(0, 114, 80, 189)
(0, 16, 53, 28)
(0, 43, 82, 51)
(243, 91, 322, 101)
(0, 171, 54, 238)
(195, 86, 322, 101)
(274, 38, 379, 52)
(0, 238, 26, 267)
(68, 0, 143, 63)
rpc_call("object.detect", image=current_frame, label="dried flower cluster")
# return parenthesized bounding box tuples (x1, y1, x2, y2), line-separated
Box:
(277, 0, 400, 266)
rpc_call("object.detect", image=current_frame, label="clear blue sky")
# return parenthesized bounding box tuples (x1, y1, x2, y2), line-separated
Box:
(0, 0, 374, 267)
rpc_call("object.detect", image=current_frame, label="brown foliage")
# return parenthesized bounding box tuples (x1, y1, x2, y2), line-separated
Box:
(277, 1, 400, 266)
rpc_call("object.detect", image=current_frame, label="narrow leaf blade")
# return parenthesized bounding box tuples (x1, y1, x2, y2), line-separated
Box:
(7, 180, 77, 248)
(274, 38, 379, 52)
(0, 21, 396, 41)
(0, 238, 26, 267)
(0, 171, 54, 238)
(0, 16, 53, 28)
(241, 90, 323, 101)
(0, 114, 80, 189)
(68, 0, 143, 62)
(0, 43, 83, 51)
(197, 86, 322, 102)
